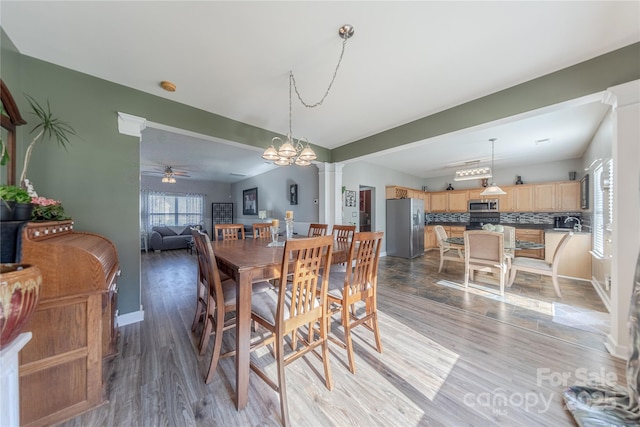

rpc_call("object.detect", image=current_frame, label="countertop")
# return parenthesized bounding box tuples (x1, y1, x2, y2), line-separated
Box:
(425, 222, 591, 234)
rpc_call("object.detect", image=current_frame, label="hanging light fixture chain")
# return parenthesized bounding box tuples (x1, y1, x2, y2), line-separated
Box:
(290, 36, 349, 109)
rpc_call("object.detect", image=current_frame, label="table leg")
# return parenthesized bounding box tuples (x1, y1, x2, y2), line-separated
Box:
(235, 271, 252, 409)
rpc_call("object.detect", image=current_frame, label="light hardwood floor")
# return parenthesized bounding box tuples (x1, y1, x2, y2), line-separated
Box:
(59, 249, 625, 426)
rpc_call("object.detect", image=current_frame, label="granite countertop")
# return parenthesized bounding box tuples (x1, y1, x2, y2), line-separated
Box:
(425, 222, 590, 234)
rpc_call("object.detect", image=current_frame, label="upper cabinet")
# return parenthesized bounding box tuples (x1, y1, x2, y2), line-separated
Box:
(556, 181, 580, 211)
(512, 185, 534, 212)
(533, 183, 555, 211)
(448, 191, 468, 212)
(387, 181, 581, 213)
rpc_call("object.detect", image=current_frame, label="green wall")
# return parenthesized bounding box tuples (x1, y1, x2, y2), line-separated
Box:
(2, 30, 638, 315)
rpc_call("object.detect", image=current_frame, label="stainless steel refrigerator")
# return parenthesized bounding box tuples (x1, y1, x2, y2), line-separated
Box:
(386, 198, 424, 258)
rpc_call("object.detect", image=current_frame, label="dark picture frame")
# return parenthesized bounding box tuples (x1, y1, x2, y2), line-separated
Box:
(345, 190, 356, 207)
(290, 184, 298, 205)
(243, 187, 258, 215)
(580, 174, 589, 209)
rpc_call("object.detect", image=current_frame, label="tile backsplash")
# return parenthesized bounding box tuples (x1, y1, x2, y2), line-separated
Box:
(425, 212, 583, 225)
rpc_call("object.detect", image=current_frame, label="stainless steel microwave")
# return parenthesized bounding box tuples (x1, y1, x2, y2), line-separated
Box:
(468, 199, 499, 212)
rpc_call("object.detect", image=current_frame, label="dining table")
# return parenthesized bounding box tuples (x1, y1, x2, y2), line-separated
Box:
(211, 235, 351, 410)
(444, 237, 545, 250)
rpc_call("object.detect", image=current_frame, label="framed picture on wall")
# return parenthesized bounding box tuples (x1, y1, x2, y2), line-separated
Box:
(243, 187, 258, 215)
(290, 184, 298, 205)
(345, 190, 356, 207)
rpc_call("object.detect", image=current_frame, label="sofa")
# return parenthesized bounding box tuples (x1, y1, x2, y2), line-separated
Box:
(149, 225, 201, 251)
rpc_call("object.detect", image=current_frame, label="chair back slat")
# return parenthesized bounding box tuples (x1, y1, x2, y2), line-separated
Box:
(278, 236, 333, 332)
(348, 231, 383, 296)
(214, 223, 245, 241)
(332, 224, 356, 242)
(308, 223, 328, 237)
(252, 223, 271, 238)
(192, 230, 225, 313)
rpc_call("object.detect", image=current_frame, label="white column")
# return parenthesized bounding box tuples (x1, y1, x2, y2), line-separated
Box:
(603, 80, 640, 358)
(317, 162, 344, 230)
(0, 332, 32, 427)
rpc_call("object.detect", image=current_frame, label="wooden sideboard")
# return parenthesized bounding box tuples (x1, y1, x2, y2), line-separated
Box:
(18, 220, 120, 426)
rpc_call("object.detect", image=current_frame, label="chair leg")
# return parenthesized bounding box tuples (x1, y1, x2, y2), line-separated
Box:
(464, 263, 470, 288)
(321, 312, 333, 390)
(551, 272, 563, 298)
(276, 336, 290, 427)
(199, 311, 213, 356)
(342, 301, 356, 374)
(508, 267, 518, 287)
(438, 255, 445, 273)
(499, 267, 505, 296)
(369, 297, 383, 354)
(204, 313, 224, 384)
(191, 301, 203, 332)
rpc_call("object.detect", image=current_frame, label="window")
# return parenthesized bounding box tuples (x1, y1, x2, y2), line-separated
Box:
(593, 163, 604, 256)
(141, 190, 204, 231)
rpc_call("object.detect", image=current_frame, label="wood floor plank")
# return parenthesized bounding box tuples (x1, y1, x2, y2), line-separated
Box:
(55, 249, 624, 426)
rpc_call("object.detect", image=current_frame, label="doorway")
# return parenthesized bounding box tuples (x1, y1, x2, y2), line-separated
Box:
(359, 186, 375, 232)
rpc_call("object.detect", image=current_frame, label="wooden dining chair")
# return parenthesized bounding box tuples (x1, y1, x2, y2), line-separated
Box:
(508, 231, 573, 297)
(331, 224, 356, 242)
(249, 235, 334, 427)
(252, 223, 271, 238)
(324, 231, 384, 374)
(214, 223, 245, 241)
(464, 230, 510, 296)
(434, 225, 464, 273)
(307, 223, 328, 237)
(191, 230, 270, 383)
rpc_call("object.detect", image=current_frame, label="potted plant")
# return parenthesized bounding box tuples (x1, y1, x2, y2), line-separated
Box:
(0, 184, 31, 221)
(19, 94, 77, 190)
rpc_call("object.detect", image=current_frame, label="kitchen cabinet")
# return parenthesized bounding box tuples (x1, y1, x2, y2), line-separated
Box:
(430, 192, 448, 212)
(515, 228, 544, 259)
(556, 181, 580, 211)
(426, 191, 466, 212)
(448, 191, 468, 212)
(498, 189, 514, 212)
(534, 183, 555, 211)
(512, 185, 534, 212)
(467, 188, 484, 200)
(386, 186, 409, 199)
(425, 226, 438, 250)
(544, 231, 591, 280)
(449, 226, 465, 238)
(424, 225, 465, 251)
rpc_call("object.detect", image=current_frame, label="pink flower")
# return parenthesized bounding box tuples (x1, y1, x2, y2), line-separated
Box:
(31, 196, 60, 207)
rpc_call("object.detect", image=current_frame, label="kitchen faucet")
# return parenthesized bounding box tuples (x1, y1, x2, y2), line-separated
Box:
(564, 216, 582, 232)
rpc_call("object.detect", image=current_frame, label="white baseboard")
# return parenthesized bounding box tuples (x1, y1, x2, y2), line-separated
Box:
(590, 277, 611, 312)
(604, 334, 628, 360)
(118, 307, 145, 326)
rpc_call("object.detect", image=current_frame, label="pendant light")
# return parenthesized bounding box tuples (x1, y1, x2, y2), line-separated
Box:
(480, 138, 506, 196)
(262, 24, 354, 166)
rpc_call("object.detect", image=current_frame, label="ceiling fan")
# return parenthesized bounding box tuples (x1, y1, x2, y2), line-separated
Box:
(141, 166, 191, 183)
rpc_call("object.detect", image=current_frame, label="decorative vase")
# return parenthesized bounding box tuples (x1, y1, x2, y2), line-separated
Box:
(0, 263, 42, 349)
(12, 203, 33, 221)
(515, 176, 524, 185)
(0, 201, 15, 221)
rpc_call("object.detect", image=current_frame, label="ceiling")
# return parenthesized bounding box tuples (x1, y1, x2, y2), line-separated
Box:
(2, 2, 638, 183)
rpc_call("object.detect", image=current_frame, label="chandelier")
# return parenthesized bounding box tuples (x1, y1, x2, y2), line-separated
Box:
(480, 138, 506, 196)
(454, 161, 492, 181)
(262, 24, 355, 166)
